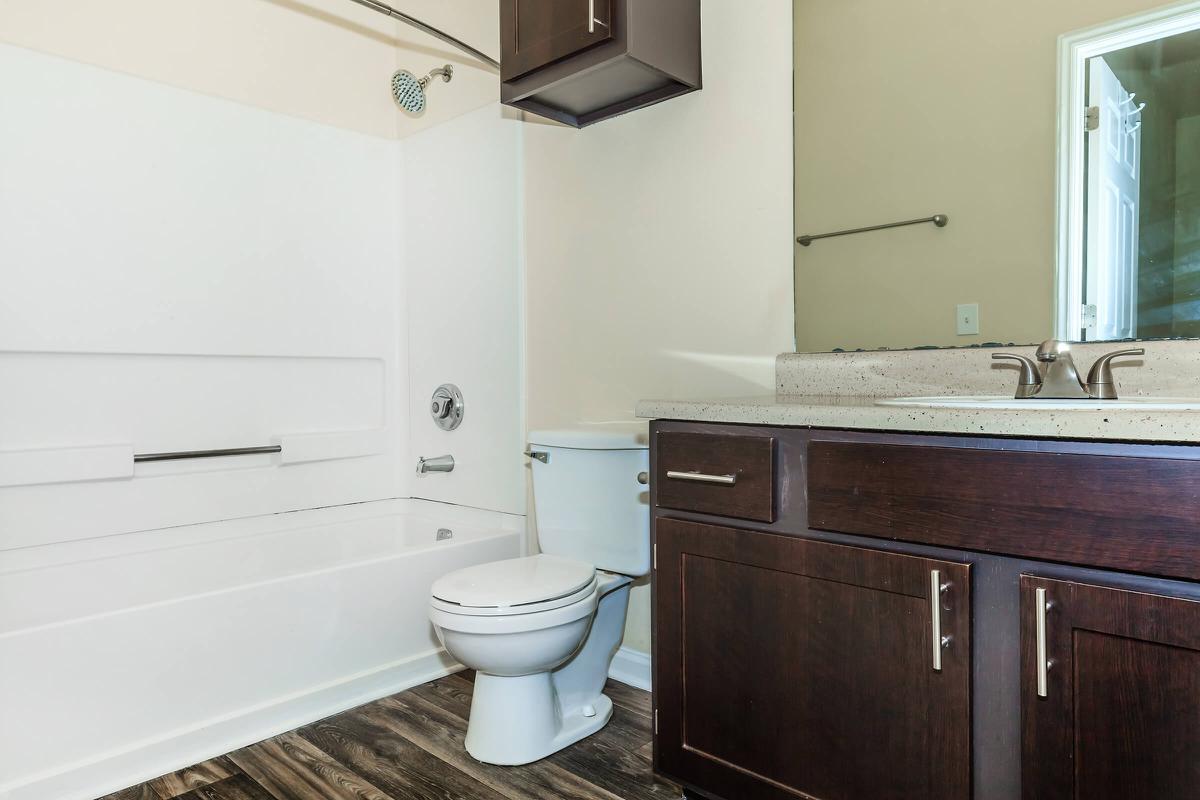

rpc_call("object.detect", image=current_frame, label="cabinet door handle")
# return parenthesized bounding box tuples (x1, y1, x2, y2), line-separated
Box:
(1035, 586, 1050, 697)
(666, 470, 737, 485)
(588, 0, 595, 32)
(930, 569, 949, 671)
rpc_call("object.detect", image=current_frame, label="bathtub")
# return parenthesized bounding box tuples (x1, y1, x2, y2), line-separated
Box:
(0, 498, 523, 800)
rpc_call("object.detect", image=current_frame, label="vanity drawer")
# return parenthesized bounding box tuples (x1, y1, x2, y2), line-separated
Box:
(807, 440, 1200, 581)
(655, 431, 775, 522)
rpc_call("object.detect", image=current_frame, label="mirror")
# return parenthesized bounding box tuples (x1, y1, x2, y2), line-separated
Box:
(792, 1, 1200, 353)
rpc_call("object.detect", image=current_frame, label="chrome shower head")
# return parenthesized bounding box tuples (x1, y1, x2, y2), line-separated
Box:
(391, 64, 453, 114)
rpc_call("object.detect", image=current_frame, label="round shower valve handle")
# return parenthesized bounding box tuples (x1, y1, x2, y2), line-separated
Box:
(430, 384, 465, 431)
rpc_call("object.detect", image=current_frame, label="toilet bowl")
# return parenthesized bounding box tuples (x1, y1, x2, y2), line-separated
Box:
(428, 425, 649, 765)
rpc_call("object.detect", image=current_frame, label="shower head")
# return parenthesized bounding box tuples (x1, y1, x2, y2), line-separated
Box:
(391, 64, 453, 114)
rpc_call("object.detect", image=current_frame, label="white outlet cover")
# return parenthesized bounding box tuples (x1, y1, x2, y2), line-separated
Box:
(956, 303, 980, 336)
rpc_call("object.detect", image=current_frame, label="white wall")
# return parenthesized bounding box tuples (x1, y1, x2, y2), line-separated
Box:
(522, 1, 795, 652)
(0, 44, 404, 548)
(405, 104, 526, 516)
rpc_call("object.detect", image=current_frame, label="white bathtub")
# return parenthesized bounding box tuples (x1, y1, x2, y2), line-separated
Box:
(0, 498, 523, 800)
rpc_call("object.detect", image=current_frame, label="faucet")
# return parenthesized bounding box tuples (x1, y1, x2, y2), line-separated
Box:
(416, 454, 455, 474)
(992, 339, 1144, 400)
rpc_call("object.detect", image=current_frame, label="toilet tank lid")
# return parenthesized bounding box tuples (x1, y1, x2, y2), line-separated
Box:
(529, 424, 649, 450)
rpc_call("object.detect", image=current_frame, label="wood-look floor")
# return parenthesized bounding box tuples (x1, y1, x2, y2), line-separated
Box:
(99, 672, 678, 800)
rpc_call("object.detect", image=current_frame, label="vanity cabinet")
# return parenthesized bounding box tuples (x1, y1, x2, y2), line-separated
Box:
(649, 421, 1200, 800)
(499, 0, 701, 128)
(654, 518, 971, 800)
(1020, 576, 1200, 799)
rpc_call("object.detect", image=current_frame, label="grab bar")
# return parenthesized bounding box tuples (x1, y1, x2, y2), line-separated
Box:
(133, 445, 281, 463)
(797, 214, 949, 246)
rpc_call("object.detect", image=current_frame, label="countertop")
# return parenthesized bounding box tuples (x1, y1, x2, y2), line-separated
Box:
(635, 394, 1200, 443)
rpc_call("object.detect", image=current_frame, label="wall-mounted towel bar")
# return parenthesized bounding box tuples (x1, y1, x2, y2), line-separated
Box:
(797, 214, 949, 246)
(133, 445, 282, 463)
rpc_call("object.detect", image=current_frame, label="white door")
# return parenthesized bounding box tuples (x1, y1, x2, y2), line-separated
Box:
(1085, 56, 1141, 340)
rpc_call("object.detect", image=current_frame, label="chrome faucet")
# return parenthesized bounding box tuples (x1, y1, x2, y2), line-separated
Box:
(992, 339, 1144, 400)
(416, 454, 455, 474)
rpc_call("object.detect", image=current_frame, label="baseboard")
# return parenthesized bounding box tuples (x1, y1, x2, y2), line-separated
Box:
(3, 649, 461, 800)
(608, 646, 652, 691)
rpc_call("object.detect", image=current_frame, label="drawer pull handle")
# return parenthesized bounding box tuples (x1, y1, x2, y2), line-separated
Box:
(1035, 586, 1051, 698)
(929, 570, 954, 672)
(666, 470, 737, 486)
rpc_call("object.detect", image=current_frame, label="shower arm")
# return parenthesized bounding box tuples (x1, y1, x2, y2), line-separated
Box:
(344, 0, 500, 70)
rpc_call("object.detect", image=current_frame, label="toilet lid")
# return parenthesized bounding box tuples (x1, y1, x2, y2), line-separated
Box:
(431, 554, 596, 611)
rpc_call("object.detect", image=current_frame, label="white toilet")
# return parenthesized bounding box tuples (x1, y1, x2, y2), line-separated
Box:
(428, 426, 650, 765)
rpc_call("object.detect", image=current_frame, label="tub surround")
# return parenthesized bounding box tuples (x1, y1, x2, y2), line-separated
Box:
(636, 339, 1200, 442)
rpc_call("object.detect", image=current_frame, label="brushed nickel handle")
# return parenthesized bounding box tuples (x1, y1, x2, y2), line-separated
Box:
(588, 0, 594, 32)
(992, 353, 1042, 399)
(1085, 347, 1145, 400)
(666, 470, 737, 486)
(930, 570, 951, 671)
(1036, 586, 1050, 697)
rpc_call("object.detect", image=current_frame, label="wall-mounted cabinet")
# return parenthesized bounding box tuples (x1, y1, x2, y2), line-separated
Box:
(499, 0, 701, 128)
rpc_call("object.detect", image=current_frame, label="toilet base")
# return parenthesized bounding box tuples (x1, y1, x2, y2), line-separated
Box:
(458, 574, 634, 766)
(464, 671, 614, 765)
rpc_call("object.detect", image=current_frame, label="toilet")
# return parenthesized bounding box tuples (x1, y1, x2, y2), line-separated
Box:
(428, 427, 650, 765)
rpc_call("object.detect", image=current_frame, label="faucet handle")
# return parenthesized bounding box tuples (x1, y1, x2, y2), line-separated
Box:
(992, 353, 1042, 399)
(1085, 348, 1145, 400)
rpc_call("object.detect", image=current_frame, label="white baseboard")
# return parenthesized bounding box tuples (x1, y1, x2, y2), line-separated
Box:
(608, 646, 652, 691)
(4, 649, 461, 800)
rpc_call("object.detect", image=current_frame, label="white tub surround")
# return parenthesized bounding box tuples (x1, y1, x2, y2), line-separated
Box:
(637, 340, 1200, 443)
(0, 48, 527, 800)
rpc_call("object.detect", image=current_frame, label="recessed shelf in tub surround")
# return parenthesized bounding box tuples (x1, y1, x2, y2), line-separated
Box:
(635, 339, 1200, 443)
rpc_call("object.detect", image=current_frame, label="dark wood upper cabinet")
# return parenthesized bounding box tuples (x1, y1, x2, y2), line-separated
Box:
(1021, 576, 1200, 800)
(500, 0, 614, 82)
(655, 519, 972, 800)
(499, 0, 701, 128)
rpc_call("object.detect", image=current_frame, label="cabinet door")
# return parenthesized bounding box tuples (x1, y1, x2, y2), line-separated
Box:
(654, 519, 972, 800)
(499, 0, 613, 82)
(1021, 576, 1200, 799)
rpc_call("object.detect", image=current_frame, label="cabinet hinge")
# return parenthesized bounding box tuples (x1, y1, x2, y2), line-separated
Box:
(1086, 105, 1100, 131)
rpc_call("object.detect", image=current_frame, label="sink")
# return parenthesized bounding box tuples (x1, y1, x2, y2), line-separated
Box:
(877, 395, 1200, 411)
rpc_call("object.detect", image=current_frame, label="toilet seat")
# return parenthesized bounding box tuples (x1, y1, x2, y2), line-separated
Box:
(430, 584, 599, 635)
(431, 554, 597, 616)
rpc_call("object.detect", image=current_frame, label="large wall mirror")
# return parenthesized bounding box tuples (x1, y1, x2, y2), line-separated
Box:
(792, 0, 1200, 353)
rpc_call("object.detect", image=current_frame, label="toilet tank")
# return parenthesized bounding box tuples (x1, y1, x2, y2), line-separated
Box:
(528, 425, 651, 577)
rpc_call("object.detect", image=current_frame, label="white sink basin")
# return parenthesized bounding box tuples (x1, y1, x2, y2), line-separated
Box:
(877, 395, 1200, 411)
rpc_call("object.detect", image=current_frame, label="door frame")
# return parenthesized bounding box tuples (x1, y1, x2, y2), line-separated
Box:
(1054, 0, 1200, 340)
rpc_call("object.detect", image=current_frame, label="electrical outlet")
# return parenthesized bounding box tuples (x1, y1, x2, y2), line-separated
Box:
(956, 303, 980, 336)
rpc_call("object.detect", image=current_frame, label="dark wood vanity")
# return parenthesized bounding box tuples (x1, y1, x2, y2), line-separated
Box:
(649, 420, 1200, 800)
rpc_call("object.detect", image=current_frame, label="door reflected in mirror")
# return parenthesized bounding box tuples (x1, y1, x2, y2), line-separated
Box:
(792, 1, 1200, 353)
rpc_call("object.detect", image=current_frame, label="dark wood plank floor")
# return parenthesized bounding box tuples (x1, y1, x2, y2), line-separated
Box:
(99, 672, 678, 800)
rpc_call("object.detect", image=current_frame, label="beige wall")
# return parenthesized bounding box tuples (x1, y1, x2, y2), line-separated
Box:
(0, 0, 498, 139)
(523, 1, 795, 652)
(793, 0, 1174, 352)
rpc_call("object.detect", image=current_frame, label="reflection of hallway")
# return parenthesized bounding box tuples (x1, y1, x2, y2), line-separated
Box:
(1103, 28, 1200, 339)
(1174, 115, 1200, 336)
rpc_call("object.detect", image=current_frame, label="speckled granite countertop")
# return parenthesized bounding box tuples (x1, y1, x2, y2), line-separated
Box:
(635, 394, 1200, 443)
